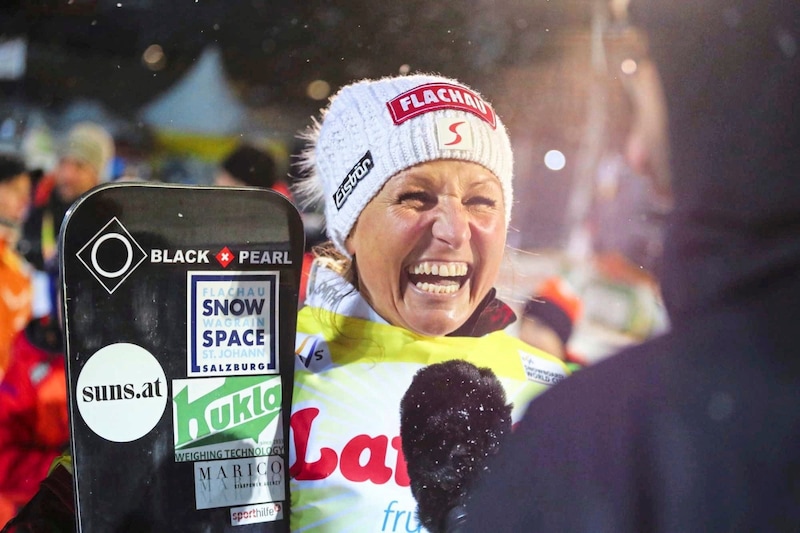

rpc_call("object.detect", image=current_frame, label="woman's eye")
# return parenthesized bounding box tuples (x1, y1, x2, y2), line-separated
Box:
(398, 191, 435, 208)
(465, 196, 497, 208)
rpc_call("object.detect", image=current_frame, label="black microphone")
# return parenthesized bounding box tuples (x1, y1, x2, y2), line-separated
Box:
(399, 359, 512, 533)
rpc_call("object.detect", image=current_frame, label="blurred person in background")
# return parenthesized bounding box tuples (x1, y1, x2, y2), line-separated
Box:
(0, 260, 65, 528)
(580, 25, 671, 349)
(519, 276, 586, 372)
(19, 121, 114, 273)
(0, 153, 33, 379)
(18, 121, 113, 320)
(214, 141, 293, 198)
(463, 0, 800, 531)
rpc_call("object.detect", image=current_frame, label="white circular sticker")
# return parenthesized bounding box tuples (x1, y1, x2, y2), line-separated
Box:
(76, 343, 168, 442)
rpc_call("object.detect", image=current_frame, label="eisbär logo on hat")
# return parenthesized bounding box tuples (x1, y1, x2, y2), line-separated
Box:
(333, 151, 374, 210)
(386, 82, 497, 128)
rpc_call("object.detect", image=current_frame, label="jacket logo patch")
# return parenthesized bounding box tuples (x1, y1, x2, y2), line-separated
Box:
(295, 333, 331, 371)
(518, 350, 568, 385)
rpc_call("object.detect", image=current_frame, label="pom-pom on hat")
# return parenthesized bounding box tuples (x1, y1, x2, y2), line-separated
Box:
(295, 73, 514, 256)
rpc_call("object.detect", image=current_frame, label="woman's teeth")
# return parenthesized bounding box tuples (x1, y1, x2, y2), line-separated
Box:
(409, 262, 468, 276)
(407, 262, 469, 294)
(415, 281, 460, 294)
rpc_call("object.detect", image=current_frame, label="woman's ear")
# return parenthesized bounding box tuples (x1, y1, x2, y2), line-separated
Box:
(344, 221, 358, 256)
(344, 237, 357, 257)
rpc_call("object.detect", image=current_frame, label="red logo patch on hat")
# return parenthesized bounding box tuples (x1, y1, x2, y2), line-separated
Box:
(386, 82, 497, 128)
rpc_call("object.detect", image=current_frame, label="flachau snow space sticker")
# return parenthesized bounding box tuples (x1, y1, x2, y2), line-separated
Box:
(188, 271, 279, 377)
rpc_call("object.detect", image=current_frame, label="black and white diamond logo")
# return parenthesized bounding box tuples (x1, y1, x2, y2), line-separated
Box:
(76, 217, 147, 294)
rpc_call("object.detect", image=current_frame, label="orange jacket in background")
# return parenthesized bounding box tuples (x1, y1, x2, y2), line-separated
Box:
(0, 239, 32, 376)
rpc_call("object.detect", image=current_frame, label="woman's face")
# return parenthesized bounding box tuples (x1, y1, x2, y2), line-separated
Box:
(345, 160, 507, 336)
(0, 172, 31, 226)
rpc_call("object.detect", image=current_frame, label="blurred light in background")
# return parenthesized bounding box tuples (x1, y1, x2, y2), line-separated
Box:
(142, 44, 166, 71)
(621, 58, 638, 75)
(0, 37, 27, 80)
(306, 79, 331, 101)
(544, 149, 566, 171)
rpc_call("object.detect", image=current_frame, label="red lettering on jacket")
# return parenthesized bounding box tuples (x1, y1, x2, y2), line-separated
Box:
(341, 435, 392, 483)
(290, 407, 411, 487)
(392, 436, 410, 486)
(289, 407, 337, 480)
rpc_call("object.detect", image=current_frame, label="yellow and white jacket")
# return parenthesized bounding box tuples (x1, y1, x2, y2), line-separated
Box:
(290, 264, 569, 532)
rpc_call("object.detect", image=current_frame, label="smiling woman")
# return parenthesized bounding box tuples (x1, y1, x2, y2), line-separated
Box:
(287, 73, 570, 532)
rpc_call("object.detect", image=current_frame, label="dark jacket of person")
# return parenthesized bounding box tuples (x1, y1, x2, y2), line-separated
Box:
(463, 1, 800, 532)
(18, 175, 70, 272)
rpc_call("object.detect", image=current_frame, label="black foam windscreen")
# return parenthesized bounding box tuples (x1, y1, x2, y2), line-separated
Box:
(399, 359, 512, 533)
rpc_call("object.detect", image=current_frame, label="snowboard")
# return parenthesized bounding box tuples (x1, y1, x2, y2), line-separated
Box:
(59, 182, 304, 532)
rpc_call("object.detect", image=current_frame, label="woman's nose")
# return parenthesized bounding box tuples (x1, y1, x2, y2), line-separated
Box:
(431, 198, 470, 248)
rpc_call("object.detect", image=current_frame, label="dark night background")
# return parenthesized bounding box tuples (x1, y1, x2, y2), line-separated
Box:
(0, 0, 596, 117)
(0, 0, 620, 248)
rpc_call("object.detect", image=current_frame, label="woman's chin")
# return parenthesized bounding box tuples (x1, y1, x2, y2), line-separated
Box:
(395, 283, 479, 335)
(401, 308, 470, 337)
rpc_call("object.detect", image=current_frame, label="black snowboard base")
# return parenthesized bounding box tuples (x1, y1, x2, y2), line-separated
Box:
(59, 183, 304, 532)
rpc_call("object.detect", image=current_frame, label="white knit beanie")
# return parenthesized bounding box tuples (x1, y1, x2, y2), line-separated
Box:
(60, 122, 115, 181)
(295, 73, 514, 256)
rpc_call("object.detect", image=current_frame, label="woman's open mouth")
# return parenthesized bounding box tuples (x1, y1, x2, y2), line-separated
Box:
(406, 261, 470, 295)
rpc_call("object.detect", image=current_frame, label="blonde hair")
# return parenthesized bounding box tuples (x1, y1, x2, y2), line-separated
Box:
(311, 241, 358, 290)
